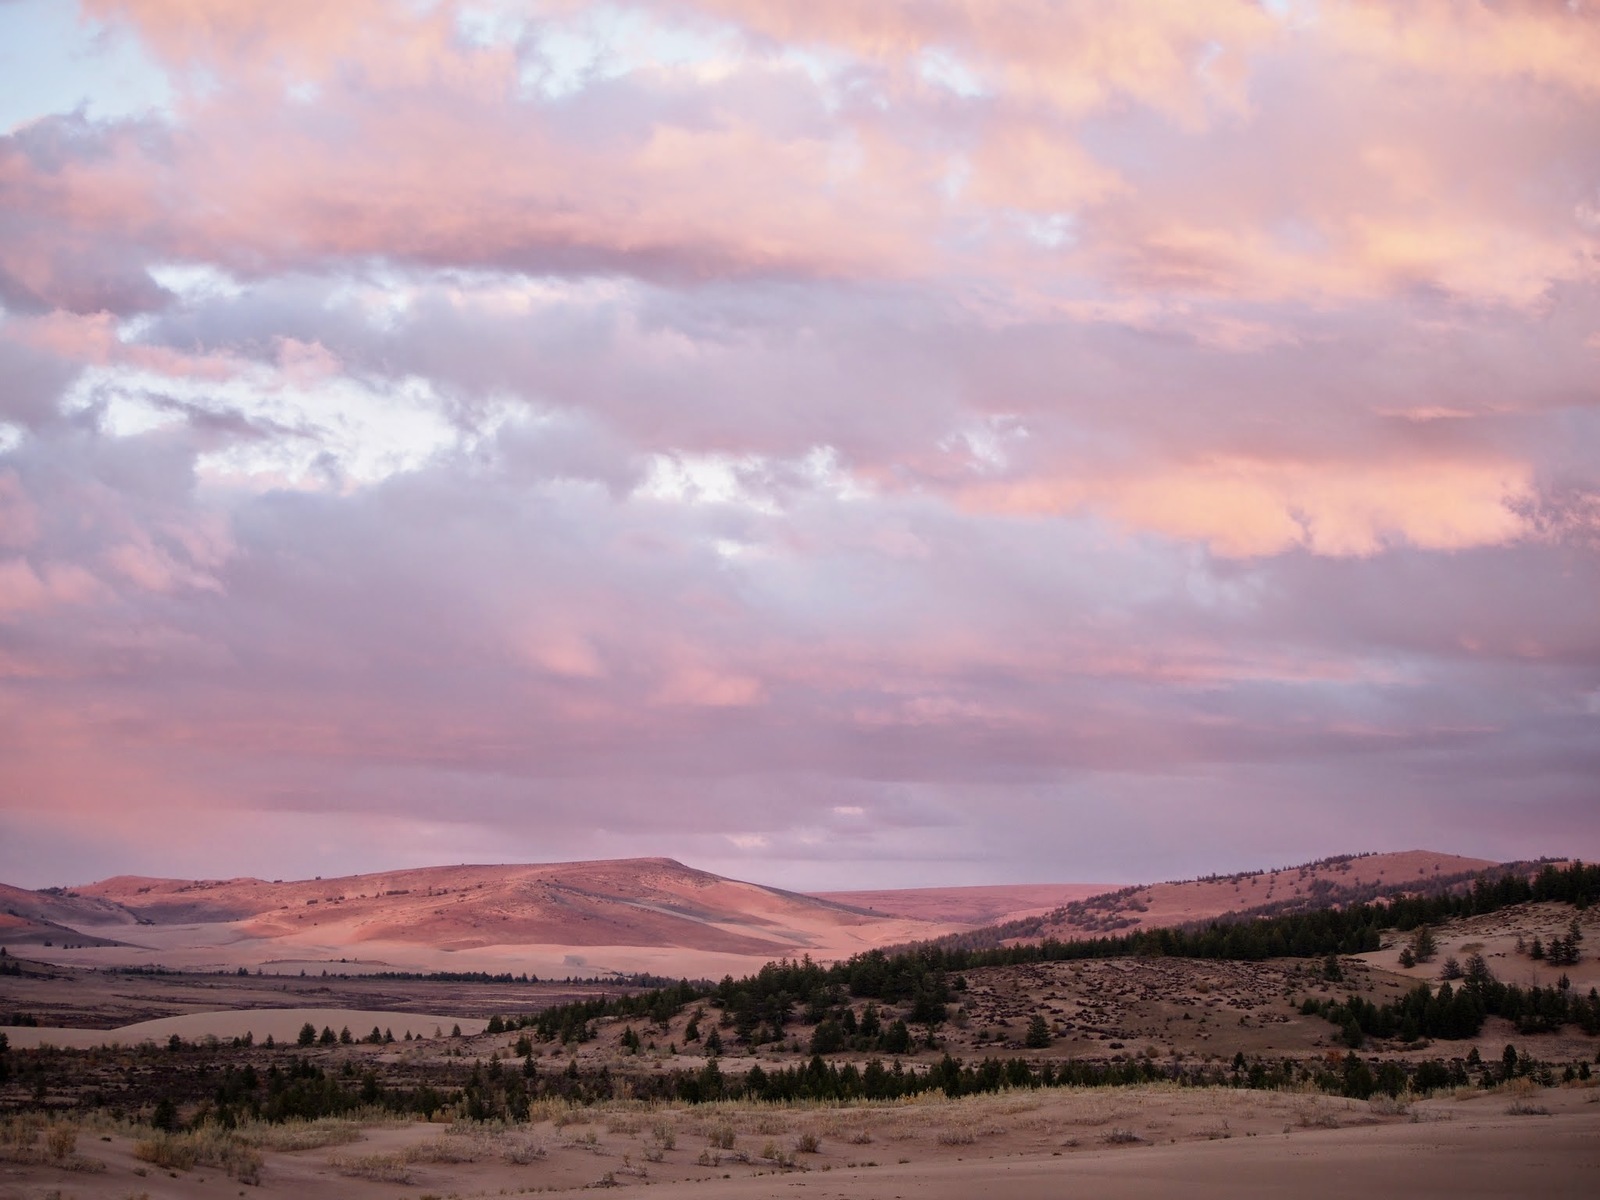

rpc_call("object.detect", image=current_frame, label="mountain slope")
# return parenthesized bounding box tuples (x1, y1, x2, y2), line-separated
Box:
(70, 858, 931, 956)
(905, 850, 1502, 952)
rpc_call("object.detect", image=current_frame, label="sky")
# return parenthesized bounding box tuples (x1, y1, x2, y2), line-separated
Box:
(0, 0, 1597, 892)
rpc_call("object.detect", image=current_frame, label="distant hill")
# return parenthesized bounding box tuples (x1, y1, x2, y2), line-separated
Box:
(0, 850, 1521, 975)
(812, 883, 1114, 927)
(0, 881, 135, 948)
(69, 858, 936, 957)
(895, 850, 1504, 953)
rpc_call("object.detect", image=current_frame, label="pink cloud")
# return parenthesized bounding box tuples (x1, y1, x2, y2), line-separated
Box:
(0, 1, 1597, 886)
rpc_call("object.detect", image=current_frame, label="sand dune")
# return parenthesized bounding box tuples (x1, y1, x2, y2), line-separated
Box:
(1, 1008, 487, 1050)
(633, 1106, 1598, 1199)
(0, 1082, 1591, 1198)
(70, 858, 945, 957)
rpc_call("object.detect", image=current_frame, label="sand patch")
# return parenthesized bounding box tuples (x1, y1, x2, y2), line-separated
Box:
(2, 1008, 486, 1049)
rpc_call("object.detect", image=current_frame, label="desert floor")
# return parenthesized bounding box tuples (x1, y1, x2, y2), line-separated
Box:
(2, 1081, 1595, 1199)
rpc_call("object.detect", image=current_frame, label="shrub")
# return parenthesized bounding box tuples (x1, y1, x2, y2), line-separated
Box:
(45, 1123, 76, 1162)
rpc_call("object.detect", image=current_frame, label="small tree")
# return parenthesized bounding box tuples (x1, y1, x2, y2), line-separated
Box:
(1439, 956, 1463, 981)
(1024, 1014, 1052, 1049)
(882, 1019, 912, 1055)
(298, 1022, 317, 1048)
(1409, 926, 1438, 964)
(319, 1026, 337, 1046)
(1398, 945, 1416, 969)
(152, 1096, 178, 1131)
(809, 1019, 845, 1055)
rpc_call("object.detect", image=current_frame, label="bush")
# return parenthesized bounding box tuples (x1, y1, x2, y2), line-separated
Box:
(45, 1123, 76, 1161)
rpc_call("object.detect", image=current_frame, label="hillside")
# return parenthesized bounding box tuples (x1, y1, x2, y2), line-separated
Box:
(813, 884, 1113, 926)
(0, 881, 135, 948)
(0, 850, 1517, 978)
(910, 851, 1502, 952)
(60, 858, 960, 966)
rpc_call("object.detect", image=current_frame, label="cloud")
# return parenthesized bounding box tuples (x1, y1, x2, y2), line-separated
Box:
(1, 1, 1598, 887)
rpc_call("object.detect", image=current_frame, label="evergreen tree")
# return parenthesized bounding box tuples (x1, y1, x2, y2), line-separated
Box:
(1410, 926, 1438, 963)
(298, 1022, 317, 1047)
(1024, 1014, 1052, 1048)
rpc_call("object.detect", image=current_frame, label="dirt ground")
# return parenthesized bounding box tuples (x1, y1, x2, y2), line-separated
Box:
(1, 1080, 1594, 1199)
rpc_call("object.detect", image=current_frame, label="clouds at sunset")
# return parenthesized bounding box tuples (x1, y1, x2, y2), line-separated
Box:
(1, 0, 1597, 888)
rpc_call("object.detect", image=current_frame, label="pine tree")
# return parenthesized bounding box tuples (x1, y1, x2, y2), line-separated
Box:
(152, 1096, 178, 1131)
(1025, 1014, 1052, 1048)
(1410, 926, 1438, 963)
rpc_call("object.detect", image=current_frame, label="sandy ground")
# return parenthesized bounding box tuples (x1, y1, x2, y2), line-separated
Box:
(1, 1009, 488, 1050)
(1, 1083, 1594, 1199)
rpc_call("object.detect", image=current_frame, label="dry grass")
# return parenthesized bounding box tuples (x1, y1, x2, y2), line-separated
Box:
(0, 1116, 107, 1174)
(133, 1128, 263, 1185)
(233, 1117, 368, 1152)
(1293, 1099, 1344, 1129)
(329, 1152, 414, 1183)
(403, 1134, 480, 1164)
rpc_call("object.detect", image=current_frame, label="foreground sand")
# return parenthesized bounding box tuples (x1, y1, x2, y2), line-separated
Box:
(2, 1082, 1594, 1199)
